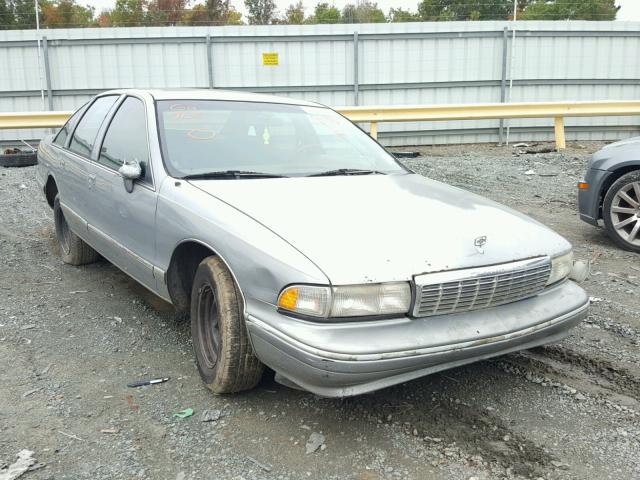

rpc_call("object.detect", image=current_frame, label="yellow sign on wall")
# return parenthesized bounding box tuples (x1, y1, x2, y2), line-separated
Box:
(262, 52, 279, 66)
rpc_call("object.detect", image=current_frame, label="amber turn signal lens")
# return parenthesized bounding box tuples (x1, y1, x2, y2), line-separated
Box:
(277, 287, 299, 310)
(578, 182, 589, 190)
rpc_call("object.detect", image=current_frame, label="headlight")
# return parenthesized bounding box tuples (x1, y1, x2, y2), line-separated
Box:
(547, 251, 573, 286)
(277, 285, 331, 318)
(277, 282, 411, 319)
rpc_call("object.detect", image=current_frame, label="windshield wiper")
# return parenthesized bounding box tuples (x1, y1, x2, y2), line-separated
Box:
(307, 168, 386, 177)
(182, 170, 287, 180)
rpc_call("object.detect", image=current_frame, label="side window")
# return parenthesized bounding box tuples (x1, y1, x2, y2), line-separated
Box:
(69, 96, 118, 158)
(98, 97, 151, 184)
(53, 104, 87, 147)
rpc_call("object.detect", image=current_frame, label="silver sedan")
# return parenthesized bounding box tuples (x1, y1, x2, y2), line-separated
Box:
(36, 89, 589, 397)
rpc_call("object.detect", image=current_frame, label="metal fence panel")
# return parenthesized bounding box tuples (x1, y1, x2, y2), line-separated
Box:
(1, 21, 639, 145)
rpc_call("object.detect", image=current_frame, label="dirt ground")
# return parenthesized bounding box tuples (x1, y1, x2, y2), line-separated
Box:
(1, 141, 639, 480)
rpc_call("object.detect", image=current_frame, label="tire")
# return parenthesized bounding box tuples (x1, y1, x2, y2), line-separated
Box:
(53, 195, 99, 265)
(190, 256, 264, 394)
(0, 152, 38, 168)
(602, 170, 640, 253)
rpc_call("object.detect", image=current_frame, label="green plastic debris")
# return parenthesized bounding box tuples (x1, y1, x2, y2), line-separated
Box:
(173, 408, 194, 418)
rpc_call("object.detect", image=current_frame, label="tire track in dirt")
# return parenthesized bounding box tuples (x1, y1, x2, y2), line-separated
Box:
(335, 388, 557, 479)
(497, 346, 640, 411)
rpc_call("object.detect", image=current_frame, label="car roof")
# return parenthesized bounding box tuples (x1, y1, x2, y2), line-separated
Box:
(101, 88, 324, 108)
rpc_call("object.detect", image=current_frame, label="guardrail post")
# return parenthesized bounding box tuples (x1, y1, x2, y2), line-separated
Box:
(206, 34, 214, 89)
(554, 117, 566, 150)
(370, 121, 378, 140)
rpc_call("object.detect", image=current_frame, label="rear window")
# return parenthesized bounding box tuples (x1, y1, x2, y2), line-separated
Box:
(69, 96, 118, 158)
(53, 104, 87, 147)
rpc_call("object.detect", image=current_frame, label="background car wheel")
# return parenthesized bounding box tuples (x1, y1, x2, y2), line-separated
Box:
(53, 195, 99, 265)
(190, 256, 264, 394)
(602, 170, 640, 253)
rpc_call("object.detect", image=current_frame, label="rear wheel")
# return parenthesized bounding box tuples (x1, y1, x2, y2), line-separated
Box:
(602, 170, 640, 253)
(53, 195, 99, 265)
(190, 256, 264, 393)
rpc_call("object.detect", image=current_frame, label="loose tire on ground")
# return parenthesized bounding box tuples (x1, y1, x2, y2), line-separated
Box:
(0, 151, 38, 168)
(190, 256, 264, 394)
(602, 170, 640, 253)
(53, 195, 100, 265)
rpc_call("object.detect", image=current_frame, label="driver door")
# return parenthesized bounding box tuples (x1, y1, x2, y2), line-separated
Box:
(85, 96, 158, 292)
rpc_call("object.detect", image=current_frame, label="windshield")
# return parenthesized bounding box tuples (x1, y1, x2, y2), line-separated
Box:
(156, 100, 407, 178)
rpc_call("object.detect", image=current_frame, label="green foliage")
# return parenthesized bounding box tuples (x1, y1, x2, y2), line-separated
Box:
(418, 0, 513, 21)
(521, 0, 618, 21)
(41, 0, 96, 27)
(179, 0, 240, 26)
(388, 7, 421, 23)
(244, 0, 276, 25)
(0, 0, 14, 28)
(342, 1, 385, 23)
(311, 2, 340, 24)
(284, 1, 305, 24)
(10, 0, 41, 29)
(0, 0, 622, 30)
(107, 0, 145, 26)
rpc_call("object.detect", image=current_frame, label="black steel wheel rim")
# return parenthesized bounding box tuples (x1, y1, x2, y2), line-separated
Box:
(197, 284, 221, 369)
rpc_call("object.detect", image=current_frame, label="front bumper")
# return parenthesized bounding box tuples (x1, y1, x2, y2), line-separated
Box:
(246, 281, 589, 397)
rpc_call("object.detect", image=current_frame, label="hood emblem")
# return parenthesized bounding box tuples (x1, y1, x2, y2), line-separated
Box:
(474, 236, 487, 254)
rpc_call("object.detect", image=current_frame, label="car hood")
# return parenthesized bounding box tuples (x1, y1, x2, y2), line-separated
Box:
(190, 174, 571, 284)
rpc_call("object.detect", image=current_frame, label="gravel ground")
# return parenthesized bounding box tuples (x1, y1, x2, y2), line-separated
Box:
(1, 141, 639, 480)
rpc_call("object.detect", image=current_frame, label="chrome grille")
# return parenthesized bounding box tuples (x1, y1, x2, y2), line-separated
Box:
(413, 257, 551, 317)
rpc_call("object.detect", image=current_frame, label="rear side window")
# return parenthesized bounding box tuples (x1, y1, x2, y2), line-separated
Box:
(53, 104, 87, 147)
(69, 96, 118, 158)
(98, 97, 152, 184)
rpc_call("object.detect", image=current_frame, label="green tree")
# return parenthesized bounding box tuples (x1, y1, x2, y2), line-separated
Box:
(418, 0, 513, 21)
(284, 1, 304, 24)
(310, 2, 340, 24)
(181, 0, 242, 25)
(41, 0, 95, 27)
(342, 1, 385, 23)
(227, 8, 242, 24)
(388, 7, 421, 22)
(146, 0, 187, 25)
(244, 0, 276, 24)
(11, 0, 41, 29)
(521, 0, 618, 20)
(0, 0, 14, 29)
(108, 0, 146, 26)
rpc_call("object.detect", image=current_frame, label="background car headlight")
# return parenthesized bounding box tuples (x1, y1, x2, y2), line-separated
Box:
(547, 251, 574, 286)
(278, 282, 411, 319)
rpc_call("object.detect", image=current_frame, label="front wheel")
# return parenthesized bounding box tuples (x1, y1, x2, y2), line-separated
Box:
(190, 256, 264, 393)
(602, 171, 640, 253)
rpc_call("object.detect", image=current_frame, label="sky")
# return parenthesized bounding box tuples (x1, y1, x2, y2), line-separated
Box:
(83, 0, 640, 21)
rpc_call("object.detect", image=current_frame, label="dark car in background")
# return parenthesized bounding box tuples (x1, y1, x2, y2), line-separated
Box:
(579, 138, 640, 253)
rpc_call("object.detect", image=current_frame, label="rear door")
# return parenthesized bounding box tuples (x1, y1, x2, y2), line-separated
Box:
(84, 96, 158, 291)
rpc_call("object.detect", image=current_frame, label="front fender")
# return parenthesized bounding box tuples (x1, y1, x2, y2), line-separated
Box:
(155, 178, 330, 313)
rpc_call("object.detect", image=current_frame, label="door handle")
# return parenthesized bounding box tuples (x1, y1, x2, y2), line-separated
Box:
(88, 174, 96, 187)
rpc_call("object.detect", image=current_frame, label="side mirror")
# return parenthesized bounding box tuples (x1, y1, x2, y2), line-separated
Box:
(118, 160, 142, 193)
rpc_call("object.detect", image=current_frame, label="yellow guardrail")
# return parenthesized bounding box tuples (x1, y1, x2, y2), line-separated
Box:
(337, 100, 640, 149)
(3, 100, 640, 149)
(0, 111, 75, 130)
